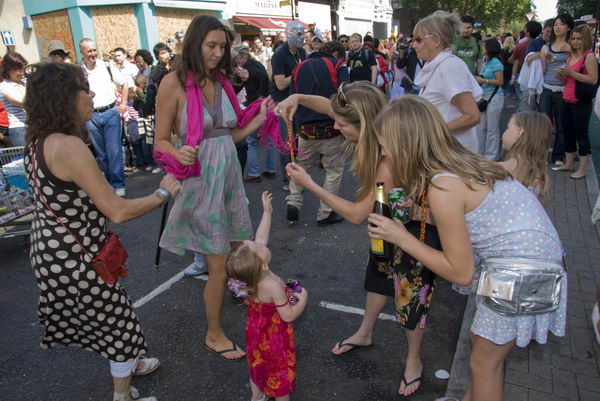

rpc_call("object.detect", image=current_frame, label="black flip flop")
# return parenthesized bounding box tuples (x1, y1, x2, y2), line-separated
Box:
(204, 340, 245, 361)
(331, 340, 374, 356)
(399, 375, 422, 396)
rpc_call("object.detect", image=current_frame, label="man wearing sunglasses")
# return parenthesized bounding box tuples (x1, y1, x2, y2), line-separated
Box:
(338, 34, 350, 51)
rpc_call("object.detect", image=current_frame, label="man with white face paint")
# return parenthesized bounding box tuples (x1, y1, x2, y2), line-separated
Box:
(270, 21, 306, 190)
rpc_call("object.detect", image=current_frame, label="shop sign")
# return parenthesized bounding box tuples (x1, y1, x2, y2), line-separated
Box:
(343, 0, 375, 21)
(236, 0, 292, 17)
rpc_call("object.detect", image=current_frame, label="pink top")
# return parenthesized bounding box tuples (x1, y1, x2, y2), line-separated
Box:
(563, 50, 593, 103)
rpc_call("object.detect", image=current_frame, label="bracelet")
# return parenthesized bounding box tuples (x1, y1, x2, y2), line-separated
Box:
(154, 188, 171, 201)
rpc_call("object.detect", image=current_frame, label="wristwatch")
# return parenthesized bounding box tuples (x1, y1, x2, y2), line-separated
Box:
(154, 188, 171, 200)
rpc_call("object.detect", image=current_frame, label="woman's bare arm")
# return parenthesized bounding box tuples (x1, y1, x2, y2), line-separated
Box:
(48, 135, 173, 224)
(447, 92, 481, 134)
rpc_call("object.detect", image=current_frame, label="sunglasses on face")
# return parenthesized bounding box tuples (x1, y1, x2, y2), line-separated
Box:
(413, 34, 436, 44)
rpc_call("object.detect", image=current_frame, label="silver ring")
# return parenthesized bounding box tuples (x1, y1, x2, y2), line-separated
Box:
(277, 109, 282, 114)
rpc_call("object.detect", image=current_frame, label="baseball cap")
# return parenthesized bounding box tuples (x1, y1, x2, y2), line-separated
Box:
(47, 40, 69, 56)
(232, 44, 250, 58)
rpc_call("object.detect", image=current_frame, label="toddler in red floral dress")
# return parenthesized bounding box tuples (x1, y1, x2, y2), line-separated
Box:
(226, 191, 308, 401)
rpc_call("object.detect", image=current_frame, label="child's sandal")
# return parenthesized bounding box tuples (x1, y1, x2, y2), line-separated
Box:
(113, 386, 158, 401)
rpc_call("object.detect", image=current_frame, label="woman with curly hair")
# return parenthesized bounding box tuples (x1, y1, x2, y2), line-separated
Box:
(24, 62, 180, 401)
(0, 51, 28, 146)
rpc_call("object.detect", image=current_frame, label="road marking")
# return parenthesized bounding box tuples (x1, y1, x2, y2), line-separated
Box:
(319, 301, 397, 322)
(133, 272, 209, 308)
(133, 270, 185, 308)
(133, 275, 394, 325)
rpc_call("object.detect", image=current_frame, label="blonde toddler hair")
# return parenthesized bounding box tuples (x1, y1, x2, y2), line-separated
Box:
(225, 242, 265, 298)
(509, 111, 552, 201)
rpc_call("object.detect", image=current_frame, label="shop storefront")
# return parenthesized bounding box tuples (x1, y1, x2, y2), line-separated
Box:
(21, 0, 226, 61)
(230, 0, 298, 41)
(230, 0, 332, 42)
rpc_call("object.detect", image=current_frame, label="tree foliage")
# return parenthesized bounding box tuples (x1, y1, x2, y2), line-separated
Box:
(556, 0, 598, 18)
(398, 0, 535, 31)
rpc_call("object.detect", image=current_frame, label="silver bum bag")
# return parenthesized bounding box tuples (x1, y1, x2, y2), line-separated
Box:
(477, 257, 564, 316)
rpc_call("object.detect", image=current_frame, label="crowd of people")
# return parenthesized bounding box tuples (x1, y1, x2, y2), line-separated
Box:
(3, 7, 600, 401)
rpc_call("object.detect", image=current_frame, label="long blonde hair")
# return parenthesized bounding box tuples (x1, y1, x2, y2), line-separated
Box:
(508, 111, 552, 200)
(331, 81, 388, 201)
(374, 95, 509, 197)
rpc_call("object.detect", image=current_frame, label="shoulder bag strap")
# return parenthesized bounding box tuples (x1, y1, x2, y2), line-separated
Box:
(488, 85, 500, 102)
(29, 141, 93, 261)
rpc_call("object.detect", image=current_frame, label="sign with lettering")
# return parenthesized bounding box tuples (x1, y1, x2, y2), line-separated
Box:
(236, 0, 292, 17)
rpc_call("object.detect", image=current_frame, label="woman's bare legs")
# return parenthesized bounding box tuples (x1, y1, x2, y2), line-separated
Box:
(462, 332, 516, 401)
(204, 253, 244, 359)
(112, 376, 132, 400)
(399, 326, 426, 396)
(331, 291, 387, 354)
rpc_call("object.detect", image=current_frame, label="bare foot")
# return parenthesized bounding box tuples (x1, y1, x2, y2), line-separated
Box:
(398, 360, 423, 396)
(205, 335, 245, 360)
(330, 332, 373, 355)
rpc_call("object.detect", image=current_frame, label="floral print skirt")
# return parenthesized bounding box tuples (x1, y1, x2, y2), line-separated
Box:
(372, 221, 441, 330)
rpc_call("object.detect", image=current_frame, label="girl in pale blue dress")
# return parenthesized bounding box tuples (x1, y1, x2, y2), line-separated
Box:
(368, 95, 566, 401)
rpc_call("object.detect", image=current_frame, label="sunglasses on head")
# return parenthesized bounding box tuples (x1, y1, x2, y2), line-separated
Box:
(337, 81, 349, 106)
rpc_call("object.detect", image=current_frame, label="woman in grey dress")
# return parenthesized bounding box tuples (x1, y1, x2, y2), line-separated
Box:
(154, 16, 271, 360)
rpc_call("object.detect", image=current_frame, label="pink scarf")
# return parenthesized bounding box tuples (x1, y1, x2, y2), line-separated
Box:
(154, 71, 289, 180)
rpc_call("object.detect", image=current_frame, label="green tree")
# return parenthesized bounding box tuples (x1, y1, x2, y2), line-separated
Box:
(399, 0, 535, 31)
(556, 0, 598, 18)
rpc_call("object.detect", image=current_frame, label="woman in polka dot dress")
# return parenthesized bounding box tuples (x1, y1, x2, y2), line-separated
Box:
(23, 63, 180, 401)
(367, 96, 566, 401)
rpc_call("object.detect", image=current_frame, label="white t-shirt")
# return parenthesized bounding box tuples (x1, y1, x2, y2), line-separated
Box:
(417, 51, 482, 152)
(115, 60, 139, 88)
(81, 60, 126, 108)
(0, 79, 27, 128)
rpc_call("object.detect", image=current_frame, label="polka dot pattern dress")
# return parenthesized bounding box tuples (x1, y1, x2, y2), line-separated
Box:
(465, 178, 567, 347)
(25, 138, 147, 362)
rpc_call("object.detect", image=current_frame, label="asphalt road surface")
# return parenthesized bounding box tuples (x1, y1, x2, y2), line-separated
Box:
(0, 151, 466, 401)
